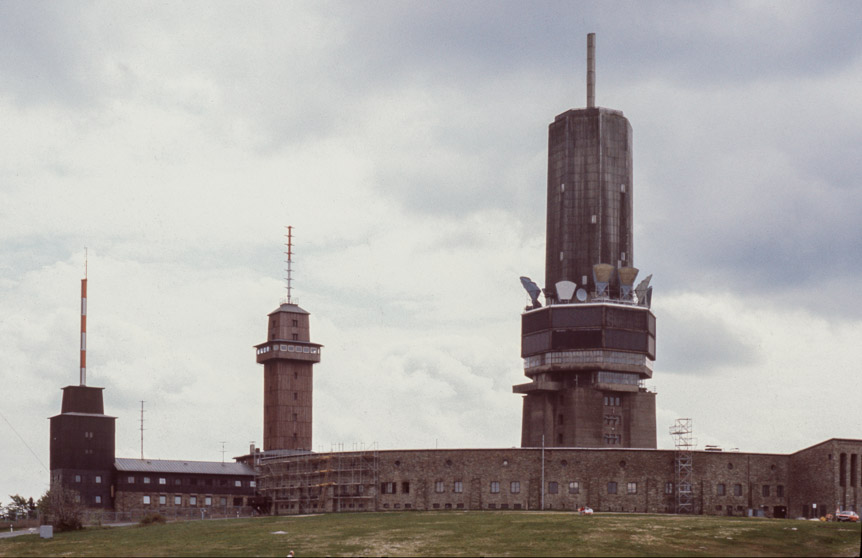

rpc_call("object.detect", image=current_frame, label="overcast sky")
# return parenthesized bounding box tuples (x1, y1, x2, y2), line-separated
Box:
(2, 1, 861, 504)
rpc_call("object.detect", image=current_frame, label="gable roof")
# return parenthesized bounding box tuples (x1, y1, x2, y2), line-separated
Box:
(115, 457, 254, 476)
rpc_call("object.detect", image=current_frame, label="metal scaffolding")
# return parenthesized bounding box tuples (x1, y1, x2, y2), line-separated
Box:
(669, 418, 694, 514)
(256, 445, 379, 514)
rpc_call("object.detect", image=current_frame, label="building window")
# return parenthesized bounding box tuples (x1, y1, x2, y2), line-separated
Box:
(381, 482, 396, 494)
(175, 478, 182, 486)
(205, 496, 212, 506)
(144, 477, 151, 484)
(175, 496, 182, 505)
(235, 480, 242, 487)
(220, 479, 228, 487)
(454, 481, 463, 493)
(777, 485, 784, 498)
(762, 485, 770, 497)
(511, 481, 521, 494)
(717, 483, 726, 496)
(603, 395, 621, 406)
(401, 482, 410, 494)
(435, 481, 444, 493)
(159, 495, 166, 505)
(75, 475, 81, 483)
(292, 319, 298, 327)
(665, 482, 673, 495)
(250, 480, 256, 488)
(292, 334, 298, 340)
(220, 497, 227, 506)
(733, 484, 742, 496)
(548, 482, 558, 494)
(627, 482, 637, 494)
(569, 481, 579, 494)
(607, 482, 618, 494)
(159, 478, 166, 485)
(143, 495, 151, 505)
(490, 481, 500, 494)
(128, 476, 135, 484)
(95, 496, 102, 504)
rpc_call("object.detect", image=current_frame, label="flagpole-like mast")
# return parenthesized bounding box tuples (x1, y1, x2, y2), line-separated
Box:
(80, 249, 88, 386)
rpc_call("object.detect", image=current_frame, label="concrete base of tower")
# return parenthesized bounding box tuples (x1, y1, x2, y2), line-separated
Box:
(519, 386, 656, 449)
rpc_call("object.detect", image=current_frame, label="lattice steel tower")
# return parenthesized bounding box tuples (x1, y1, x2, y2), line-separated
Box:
(255, 227, 322, 451)
(514, 34, 657, 449)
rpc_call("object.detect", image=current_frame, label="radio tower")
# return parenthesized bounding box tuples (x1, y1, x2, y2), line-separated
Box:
(255, 227, 323, 451)
(80, 249, 88, 386)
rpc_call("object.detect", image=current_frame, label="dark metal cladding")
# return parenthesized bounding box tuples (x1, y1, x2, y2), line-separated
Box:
(544, 108, 633, 298)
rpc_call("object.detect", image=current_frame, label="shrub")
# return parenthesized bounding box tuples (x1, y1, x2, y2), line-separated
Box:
(139, 513, 167, 526)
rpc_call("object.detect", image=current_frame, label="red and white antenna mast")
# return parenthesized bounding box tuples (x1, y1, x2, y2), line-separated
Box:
(284, 226, 295, 304)
(80, 248, 88, 386)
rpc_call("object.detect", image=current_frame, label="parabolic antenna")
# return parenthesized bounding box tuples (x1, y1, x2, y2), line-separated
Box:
(576, 288, 588, 302)
(519, 276, 543, 309)
(555, 280, 577, 302)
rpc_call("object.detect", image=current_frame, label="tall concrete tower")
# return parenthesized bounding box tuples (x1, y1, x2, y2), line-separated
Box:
(515, 34, 657, 449)
(255, 228, 322, 451)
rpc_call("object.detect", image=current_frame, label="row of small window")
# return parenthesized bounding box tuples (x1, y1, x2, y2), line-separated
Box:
(125, 476, 254, 488)
(603, 396, 621, 407)
(141, 495, 239, 506)
(256, 344, 320, 355)
(384, 480, 785, 497)
(715, 483, 784, 498)
(74, 474, 102, 483)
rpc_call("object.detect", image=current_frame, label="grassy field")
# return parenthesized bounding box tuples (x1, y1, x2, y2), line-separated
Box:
(1, 512, 860, 557)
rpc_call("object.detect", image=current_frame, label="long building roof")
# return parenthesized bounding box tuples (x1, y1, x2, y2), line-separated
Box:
(115, 457, 254, 476)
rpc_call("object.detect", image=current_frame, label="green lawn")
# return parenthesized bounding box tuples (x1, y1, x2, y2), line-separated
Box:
(1, 512, 860, 557)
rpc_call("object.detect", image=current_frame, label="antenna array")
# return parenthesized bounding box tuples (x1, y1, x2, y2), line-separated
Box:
(284, 226, 296, 305)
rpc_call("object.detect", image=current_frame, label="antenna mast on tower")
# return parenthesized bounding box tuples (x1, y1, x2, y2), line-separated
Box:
(284, 226, 295, 304)
(80, 248, 88, 386)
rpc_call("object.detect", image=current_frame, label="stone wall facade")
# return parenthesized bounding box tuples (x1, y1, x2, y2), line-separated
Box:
(259, 439, 862, 518)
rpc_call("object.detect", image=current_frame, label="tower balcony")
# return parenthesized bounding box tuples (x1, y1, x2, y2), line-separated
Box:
(255, 341, 322, 364)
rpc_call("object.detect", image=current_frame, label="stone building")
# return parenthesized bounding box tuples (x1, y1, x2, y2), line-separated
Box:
(255, 440, 862, 519)
(113, 458, 255, 515)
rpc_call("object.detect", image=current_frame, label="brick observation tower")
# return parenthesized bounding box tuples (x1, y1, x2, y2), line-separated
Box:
(255, 228, 322, 452)
(515, 34, 657, 449)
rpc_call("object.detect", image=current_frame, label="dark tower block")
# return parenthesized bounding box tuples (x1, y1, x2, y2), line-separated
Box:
(544, 108, 633, 297)
(49, 386, 116, 507)
(255, 303, 322, 451)
(515, 34, 657, 449)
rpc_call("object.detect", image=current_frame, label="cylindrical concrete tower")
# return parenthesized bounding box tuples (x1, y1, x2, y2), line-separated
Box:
(255, 303, 322, 451)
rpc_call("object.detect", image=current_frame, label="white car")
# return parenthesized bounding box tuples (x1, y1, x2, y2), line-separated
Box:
(578, 506, 594, 515)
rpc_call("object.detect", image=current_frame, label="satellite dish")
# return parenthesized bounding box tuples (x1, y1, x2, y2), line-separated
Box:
(519, 276, 543, 309)
(576, 288, 587, 302)
(592, 263, 614, 297)
(634, 274, 653, 306)
(555, 280, 577, 302)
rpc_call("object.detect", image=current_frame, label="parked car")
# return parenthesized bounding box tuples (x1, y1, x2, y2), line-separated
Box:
(835, 510, 859, 522)
(578, 506, 593, 515)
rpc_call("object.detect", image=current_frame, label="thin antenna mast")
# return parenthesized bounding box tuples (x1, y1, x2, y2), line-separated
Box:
(220, 441, 227, 464)
(140, 401, 145, 460)
(284, 226, 295, 304)
(80, 248, 88, 386)
(587, 33, 596, 108)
